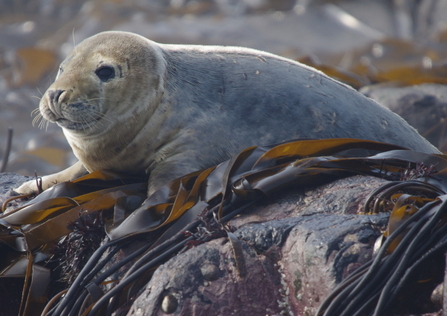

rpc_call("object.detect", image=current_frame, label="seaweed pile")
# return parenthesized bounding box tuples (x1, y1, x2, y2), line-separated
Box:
(1, 138, 447, 315)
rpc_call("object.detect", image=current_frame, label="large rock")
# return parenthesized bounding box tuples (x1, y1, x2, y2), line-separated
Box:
(361, 83, 447, 152)
(126, 175, 392, 316)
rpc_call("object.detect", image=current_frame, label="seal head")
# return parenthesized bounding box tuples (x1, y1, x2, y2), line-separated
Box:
(38, 32, 166, 174)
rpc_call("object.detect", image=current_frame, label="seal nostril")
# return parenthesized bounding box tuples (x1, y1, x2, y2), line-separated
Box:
(49, 89, 66, 104)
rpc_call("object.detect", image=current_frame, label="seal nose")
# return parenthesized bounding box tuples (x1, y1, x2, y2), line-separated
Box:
(48, 89, 66, 105)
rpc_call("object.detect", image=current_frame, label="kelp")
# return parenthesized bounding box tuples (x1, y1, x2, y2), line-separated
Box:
(316, 195, 447, 315)
(2, 138, 447, 315)
(301, 38, 447, 87)
(316, 157, 447, 315)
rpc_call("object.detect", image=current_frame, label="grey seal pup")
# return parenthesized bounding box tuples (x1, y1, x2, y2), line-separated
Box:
(15, 31, 440, 196)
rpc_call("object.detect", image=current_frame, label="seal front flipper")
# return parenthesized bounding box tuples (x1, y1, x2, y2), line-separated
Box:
(14, 161, 88, 195)
(146, 157, 206, 196)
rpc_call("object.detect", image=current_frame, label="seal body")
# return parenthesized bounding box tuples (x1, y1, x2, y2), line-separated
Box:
(16, 31, 440, 195)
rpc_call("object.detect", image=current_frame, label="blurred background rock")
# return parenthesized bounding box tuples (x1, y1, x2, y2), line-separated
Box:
(1, 0, 447, 175)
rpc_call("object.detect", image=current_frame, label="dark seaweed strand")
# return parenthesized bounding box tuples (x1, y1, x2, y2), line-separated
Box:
(362, 198, 438, 280)
(374, 233, 447, 316)
(318, 237, 398, 313)
(86, 202, 253, 315)
(363, 180, 444, 214)
(352, 291, 381, 316)
(351, 219, 434, 315)
(338, 200, 438, 316)
(66, 241, 153, 316)
(389, 233, 447, 305)
(322, 256, 399, 316)
(122, 219, 202, 277)
(337, 258, 393, 316)
(64, 221, 199, 316)
(50, 238, 124, 316)
(61, 240, 137, 316)
(326, 202, 447, 315)
(103, 221, 205, 316)
(108, 200, 251, 283)
(51, 195, 255, 315)
(373, 198, 447, 315)
(317, 262, 372, 316)
(100, 203, 253, 315)
(87, 237, 193, 316)
(55, 212, 203, 315)
(220, 201, 255, 222)
(325, 198, 444, 316)
(88, 240, 153, 286)
(410, 217, 447, 260)
(67, 239, 139, 316)
(58, 204, 206, 316)
(47, 240, 134, 316)
(80, 240, 128, 287)
(317, 199, 439, 316)
(60, 216, 202, 315)
(343, 200, 437, 292)
(358, 200, 444, 315)
(363, 181, 400, 213)
(103, 232, 202, 316)
(328, 233, 412, 315)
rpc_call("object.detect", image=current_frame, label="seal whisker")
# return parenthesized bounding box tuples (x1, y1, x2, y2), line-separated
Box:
(76, 112, 89, 130)
(31, 108, 49, 131)
(45, 121, 50, 131)
(86, 97, 107, 102)
(34, 86, 44, 98)
(31, 108, 40, 116)
(87, 108, 114, 125)
(72, 28, 77, 47)
(32, 114, 42, 127)
(79, 110, 97, 127)
(83, 97, 114, 125)
(82, 111, 102, 129)
(37, 117, 49, 131)
(97, 113, 114, 125)
(31, 108, 47, 130)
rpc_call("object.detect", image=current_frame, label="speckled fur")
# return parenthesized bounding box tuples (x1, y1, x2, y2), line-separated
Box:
(15, 31, 439, 196)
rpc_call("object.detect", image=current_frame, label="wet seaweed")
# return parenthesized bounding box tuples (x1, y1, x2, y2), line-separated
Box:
(317, 182, 447, 315)
(2, 138, 447, 315)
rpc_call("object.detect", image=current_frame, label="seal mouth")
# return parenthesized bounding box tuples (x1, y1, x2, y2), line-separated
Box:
(50, 101, 104, 131)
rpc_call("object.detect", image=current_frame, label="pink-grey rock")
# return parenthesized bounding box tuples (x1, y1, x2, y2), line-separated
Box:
(126, 175, 393, 316)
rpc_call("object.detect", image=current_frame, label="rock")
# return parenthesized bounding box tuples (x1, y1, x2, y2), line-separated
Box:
(126, 175, 392, 316)
(361, 83, 447, 151)
(0, 172, 30, 211)
(0, 172, 29, 196)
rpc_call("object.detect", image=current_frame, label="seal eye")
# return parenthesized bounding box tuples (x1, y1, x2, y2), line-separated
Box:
(56, 67, 64, 79)
(95, 66, 115, 82)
